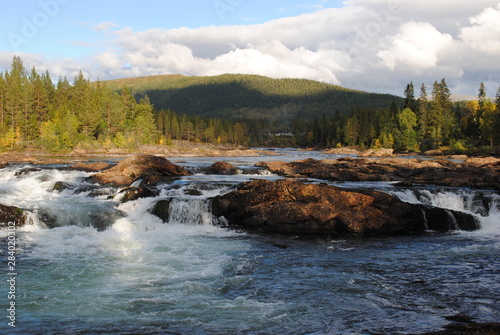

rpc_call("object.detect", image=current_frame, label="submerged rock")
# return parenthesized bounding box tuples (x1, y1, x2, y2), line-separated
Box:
(37, 205, 125, 231)
(91, 154, 192, 187)
(119, 187, 160, 202)
(0, 204, 29, 227)
(212, 179, 479, 236)
(14, 167, 42, 177)
(52, 181, 73, 192)
(151, 199, 172, 222)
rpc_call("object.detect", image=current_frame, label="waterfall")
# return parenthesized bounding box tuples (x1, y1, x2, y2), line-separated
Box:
(390, 188, 500, 234)
(446, 209, 459, 230)
(420, 208, 429, 230)
(168, 198, 213, 226)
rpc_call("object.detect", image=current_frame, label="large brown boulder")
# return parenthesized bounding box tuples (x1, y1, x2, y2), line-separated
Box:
(212, 179, 479, 236)
(91, 154, 192, 187)
(206, 161, 238, 175)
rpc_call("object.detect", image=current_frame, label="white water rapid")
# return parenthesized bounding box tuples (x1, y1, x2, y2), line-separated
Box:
(0, 152, 498, 335)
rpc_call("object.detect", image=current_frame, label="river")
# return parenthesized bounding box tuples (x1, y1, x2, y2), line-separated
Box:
(0, 149, 499, 334)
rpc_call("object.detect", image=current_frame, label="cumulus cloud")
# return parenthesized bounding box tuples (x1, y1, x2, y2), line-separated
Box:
(460, 3, 500, 55)
(377, 21, 454, 71)
(1, 0, 499, 96)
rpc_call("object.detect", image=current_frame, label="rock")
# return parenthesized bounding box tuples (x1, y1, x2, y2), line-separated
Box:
(14, 167, 42, 177)
(52, 181, 73, 192)
(207, 161, 238, 175)
(70, 162, 111, 172)
(322, 147, 360, 155)
(463, 156, 500, 167)
(421, 205, 479, 232)
(212, 179, 479, 236)
(256, 158, 500, 191)
(91, 154, 192, 187)
(420, 322, 500, 335)
(151, 199, 172, 222)
(120, 187, 160, 202)
(359, 148, 394, 157)
(184, 189, 203, 196)
(37, 206, 125, 231)
(0, 204, 29, 227)
(424, 149, 445, 156)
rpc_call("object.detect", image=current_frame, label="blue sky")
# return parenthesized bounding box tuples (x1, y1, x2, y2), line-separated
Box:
(1, 0, 342, 59)
(1, 0, 499, 96)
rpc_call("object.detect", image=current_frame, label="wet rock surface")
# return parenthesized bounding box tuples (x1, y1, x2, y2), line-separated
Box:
(151, 199, 172, 222)
(212, 179, 479, 236)
(91, 154, 192, 187)
(0, 204, 29, 227)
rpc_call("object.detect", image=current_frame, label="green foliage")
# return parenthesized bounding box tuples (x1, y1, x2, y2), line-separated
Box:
(396, 108, 418, 151)
(1, 57, 498, 152)
(0, 56, 249, 152)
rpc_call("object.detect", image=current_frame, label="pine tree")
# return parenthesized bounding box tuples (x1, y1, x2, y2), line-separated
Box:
(345, 116, 359, 146)
(4, 56, 27, 140)
(404, 82, 417, 112)
(73, 71, 100, 140)
(430, 79, 454, 145)
(496, 86, 500, 111)
(133, 96, 157, 145)
(397, 108, 418, 151)
(417, 83, 429, 141)
(120, 86, 136, 132)
(29, 67, 50, 140)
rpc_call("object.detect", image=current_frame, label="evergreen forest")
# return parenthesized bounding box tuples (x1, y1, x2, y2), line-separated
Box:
(1, 56, 499, 153)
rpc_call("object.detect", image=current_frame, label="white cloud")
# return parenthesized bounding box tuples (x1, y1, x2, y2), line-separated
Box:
(377, 21, 454, 71)
(460, 3, 500, 55)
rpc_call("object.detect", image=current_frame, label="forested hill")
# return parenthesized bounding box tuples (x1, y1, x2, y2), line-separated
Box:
(100, 74, 402, 120)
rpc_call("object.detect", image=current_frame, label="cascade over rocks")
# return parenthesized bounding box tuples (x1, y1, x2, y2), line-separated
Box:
(91, 154, 192, 187)
(212, 179, 479, 236)
(256, 157, 500, 190)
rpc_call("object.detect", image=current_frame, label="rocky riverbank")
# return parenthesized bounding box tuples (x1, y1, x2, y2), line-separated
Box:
(256, 156, 500, 191)
(0, 143, 273, 167)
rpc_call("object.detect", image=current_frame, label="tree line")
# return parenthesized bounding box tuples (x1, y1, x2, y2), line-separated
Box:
(265, 79, 500, 152)
(0, 56, 247, 152)
(1, 56, 499, 152)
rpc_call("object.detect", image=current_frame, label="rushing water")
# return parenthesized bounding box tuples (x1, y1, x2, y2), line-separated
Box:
(0, 150, 499, 335)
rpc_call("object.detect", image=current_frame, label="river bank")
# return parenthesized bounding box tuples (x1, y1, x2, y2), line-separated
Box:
(0, 143, 275, 167)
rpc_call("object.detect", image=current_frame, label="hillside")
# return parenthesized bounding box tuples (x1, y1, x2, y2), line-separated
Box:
(100, 74, 402, 120)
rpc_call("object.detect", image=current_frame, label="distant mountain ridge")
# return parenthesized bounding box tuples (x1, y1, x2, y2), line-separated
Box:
(100, 74, 402, 120)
